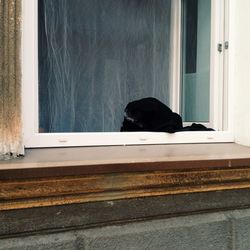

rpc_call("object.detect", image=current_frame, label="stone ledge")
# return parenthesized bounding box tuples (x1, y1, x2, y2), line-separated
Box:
(3, 207, 250, 250)
(2, 189, 250, 237)
(1, 143, 250, 211)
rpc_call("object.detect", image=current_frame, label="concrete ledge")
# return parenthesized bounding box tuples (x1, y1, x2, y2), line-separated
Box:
(2, 188, 250, 237)
(1, 143, 250, 211)
(2, 207, 250, 250)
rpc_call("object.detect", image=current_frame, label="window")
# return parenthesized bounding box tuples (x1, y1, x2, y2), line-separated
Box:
(181, 0, 211, 123)
(22, 0, 234, 147)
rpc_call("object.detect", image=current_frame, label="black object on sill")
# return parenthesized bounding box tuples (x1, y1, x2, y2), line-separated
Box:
(120, 97, 214, 133)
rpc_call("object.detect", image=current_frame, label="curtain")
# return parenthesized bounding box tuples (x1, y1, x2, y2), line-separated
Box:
(0, 0, 23, 160)
(39, 0, 172, 133)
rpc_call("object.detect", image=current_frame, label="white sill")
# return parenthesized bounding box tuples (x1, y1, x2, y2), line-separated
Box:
(24, 131, 234, 148)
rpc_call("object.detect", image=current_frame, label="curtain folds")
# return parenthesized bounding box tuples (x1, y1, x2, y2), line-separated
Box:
(39, 0, 171, 133)
(0, 0, 23, 160)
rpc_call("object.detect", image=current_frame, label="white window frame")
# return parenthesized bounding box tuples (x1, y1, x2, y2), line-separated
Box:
(22, 0, 234, 148)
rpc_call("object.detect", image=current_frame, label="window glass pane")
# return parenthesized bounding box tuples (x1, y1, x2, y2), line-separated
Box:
(38, 0, 172, 133)
(181, 0, 211, 122)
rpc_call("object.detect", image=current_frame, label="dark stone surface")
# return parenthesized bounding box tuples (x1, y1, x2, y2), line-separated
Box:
(0, 210, 235, 250)
(0, 231, 81, 250)
(2, 189, 250, 249)
(1, 189, 250, 237)
(83, 213, 230, 250)
(232, 209, 250, 250)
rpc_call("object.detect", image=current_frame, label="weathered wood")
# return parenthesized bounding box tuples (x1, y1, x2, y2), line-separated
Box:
(2, 143, 250, 211)
(1, 166, 250, 211)
(2, 189, 250, 238)
(0, 160, 232, 180)
(2, 143, 250, 180)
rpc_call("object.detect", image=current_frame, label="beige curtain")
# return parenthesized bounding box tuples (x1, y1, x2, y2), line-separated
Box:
(0, 0, 23, 160)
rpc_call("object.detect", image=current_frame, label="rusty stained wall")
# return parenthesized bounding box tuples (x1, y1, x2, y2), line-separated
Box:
(0, 0, 23, 159)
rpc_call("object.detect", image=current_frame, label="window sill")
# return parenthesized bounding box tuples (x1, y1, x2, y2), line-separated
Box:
(1, 143, 250, 211)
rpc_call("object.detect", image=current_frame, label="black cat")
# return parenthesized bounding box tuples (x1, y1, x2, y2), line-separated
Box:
(121, 97, 183, 133)
(120, 97, 213, 133)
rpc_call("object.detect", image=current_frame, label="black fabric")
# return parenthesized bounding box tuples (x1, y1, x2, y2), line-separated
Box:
(120, 97, 213, 133)
(182, 123, 214, 131)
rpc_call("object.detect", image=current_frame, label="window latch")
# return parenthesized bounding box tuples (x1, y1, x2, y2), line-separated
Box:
(225, 41, 229, 50)
(217, 42, 229, 53)
(217, 43, 223, 53)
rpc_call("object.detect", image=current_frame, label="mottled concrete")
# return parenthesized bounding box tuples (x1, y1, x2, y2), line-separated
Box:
(2, 189, 250, 249)
(231, 209, 250, 250)
(0, 231, 81, 250)
(82, 213, 230, 250)
(0, 209, 243, 250)
(2, 189, 250, 237)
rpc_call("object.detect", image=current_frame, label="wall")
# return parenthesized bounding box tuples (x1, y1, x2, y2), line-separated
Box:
(2, 189, 250, 249)
(231, 0, 250, 146)
(1, 1, 249, 249)
(1, 208, 250, 250)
